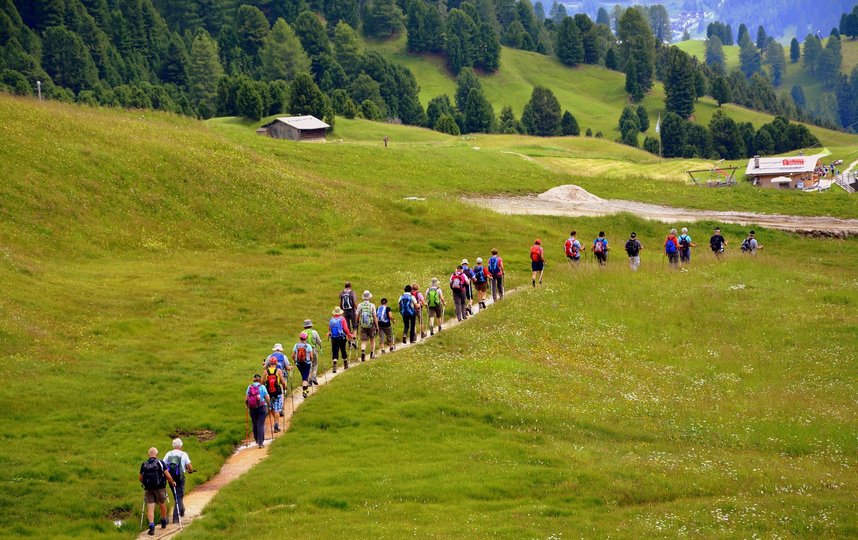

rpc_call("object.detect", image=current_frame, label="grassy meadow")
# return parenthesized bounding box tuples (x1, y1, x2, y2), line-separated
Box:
(0, 93, 856, 538)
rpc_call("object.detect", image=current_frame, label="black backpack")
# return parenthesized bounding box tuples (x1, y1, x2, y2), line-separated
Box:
(340, 291, 353, 310)
(166, 456, 183, 481)
(141, 459, 166, 490)
(625, 239, 639, 256)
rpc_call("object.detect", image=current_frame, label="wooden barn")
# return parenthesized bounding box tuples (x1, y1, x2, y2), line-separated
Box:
(744, 153, 825, 189)
(256, 115, 329, 142)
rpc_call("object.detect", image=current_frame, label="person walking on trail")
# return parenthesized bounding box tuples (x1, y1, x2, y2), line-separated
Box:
(461, 259, 475, 314)
(328, 307, 353, 373)
(450, 265, 470, 321)
(139, 447, 177, 535)
(164, 438, 194, 524)
(471, 258, 490, 309)
(303, 320, 323, 386)
(339, 282, 358, 348)
(245, 374, 270, 448)
(741, 230, 761, 255)
(399, 285, 418, 344)
(565, 231, 582, 267)
(530, 239, 545, 286)
(426, 277, 446, 334)
(357, 290, 379, 361)
(375, 298, 395, 354)
(592, 232, 609, 267)
(625, 232, 643, 271)
(664, 228, 680, 269)
(488, 249, 505, 301)
(709, 227, 727, 259)
(264, 356, 288, 432)
(267, 343, 287, 372)
(292, 333, 314, 398)
(412, 283, 427, 339)
(678, 227, 696, 268)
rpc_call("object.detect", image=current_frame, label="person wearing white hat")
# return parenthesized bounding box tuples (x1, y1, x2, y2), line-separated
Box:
(678, 227, 695, 268)
(303, 320, 323, 385)
(471, 257, 491, 310)
(328, 307, 354, 372)
(357, 290, 378, 362)
(460, 258, 475, 314)
(163, 438, 194, 523)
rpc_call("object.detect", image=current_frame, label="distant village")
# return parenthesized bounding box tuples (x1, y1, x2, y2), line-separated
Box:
(556, 1, 717, 42)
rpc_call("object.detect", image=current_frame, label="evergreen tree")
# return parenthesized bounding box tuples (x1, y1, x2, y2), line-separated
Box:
(434, 113, 461, 135)
(259, 18, 310, 81)
(841, 7, 858, 39)
(755, 25, 767, 51)
(454, 67, 481, 111)
(289, 72, 328, 117)
(349, 73, 386, 116)
(463, 87, 494, 132)
(642, 135, 659, 154)
(789, 37, 800, 62)
(521, 86, 562, 136)
(363, 0, 405, 39)
(604, 47, 618, 70)
(475, 22, 501, 72)
(427, 94, 456, 128)
(618, 105, 640, 145)
(636, 104, 649, 131)
(332, 21, 362, 74)
(596, 7, 610, 27)
(236, 5, 270, 59)
(660, 112, 686, 157)
(618, 8, 655, 95)
(555, 17, 583, 66)
(790, 84, 806, 108)
(160, 35, 189, 87)
(711, 75, 731, 106)
(560, 110, 579, 135)
(272, 0, 308, 24)
(360, 98, 383, 120)
(802, 34, 822, 73)
(534, 1, 545, 22)
(497, 105, 523, 133)
(766, 40, 786, 87)
(188, 32, 223, 117)
(323, 0, 359, 29)
(624, 61, 643, 102)
(446, 9, 477, 73)
(708, 109, 742, 159)
(294, 11, 330, 58)
(736, 23, 749, 44)
(236, 78, 264, 119)
(549, 1, 567, 24)
(739, 32, 760, 77)
(705, 36, 725, 75)
(41, 26, 99, 93)
(685, 123, 712, 158)
(647, 5, 671, 44)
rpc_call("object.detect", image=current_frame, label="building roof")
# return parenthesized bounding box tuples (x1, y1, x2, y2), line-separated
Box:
(267, 115, 330, 130)
(745, 154, 825, 177)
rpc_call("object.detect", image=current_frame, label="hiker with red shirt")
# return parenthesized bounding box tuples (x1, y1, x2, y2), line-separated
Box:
(449, 265, 470, 321)
(530, 239, 544, 287)
(565, 231, 582, 267)
(487, 249, 504, 302)
(664, 228, 680, 269)
(328, 307, 354, 373)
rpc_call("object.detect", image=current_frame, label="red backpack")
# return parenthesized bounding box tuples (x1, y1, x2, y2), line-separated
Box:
(265, 367, 279, 393)
(530, 245, 543, 262)
(295, 344, 309, 363)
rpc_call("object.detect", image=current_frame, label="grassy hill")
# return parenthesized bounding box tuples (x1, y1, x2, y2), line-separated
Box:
(0, 94, 856, 538)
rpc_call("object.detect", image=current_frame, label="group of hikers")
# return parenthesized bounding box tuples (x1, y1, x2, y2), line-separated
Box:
(137, 440, 194, 535)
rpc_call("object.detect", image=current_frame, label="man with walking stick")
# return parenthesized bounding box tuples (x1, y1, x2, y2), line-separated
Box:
(138, 447, 176, 536)
(164, 438, 194, 524)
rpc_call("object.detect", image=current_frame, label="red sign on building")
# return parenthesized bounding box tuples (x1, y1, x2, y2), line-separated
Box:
(782, 159, 805, 166)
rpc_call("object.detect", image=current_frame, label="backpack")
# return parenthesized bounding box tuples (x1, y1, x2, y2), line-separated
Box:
(488, 256, 500, 275)
(530, 246, 543, 262)
(246, 384, 263, 409)
(265, 366, 280, 393)
(473, 266, 487, 283)
(329, 317, 345, 338)
(593, 240, 605, 254)
(141, 459, 166, 490)
(741, 237, 752, 252)
(376, 306, 389, 323)
(679, 235, 691, 251)
(665, 237, 677, 255)
(450, 273, 463, 289)
(359, 302, 374, 329)
(710, 236, 722, 252)
(340, 290, 353, 310)
(565, 239, 579, 258)
(165, 455, 183, 481)
(625, 239, 639, 257)
(295, 343, 310, 364)
(427, 287, 440, 307)
(399, 293, 415, 316)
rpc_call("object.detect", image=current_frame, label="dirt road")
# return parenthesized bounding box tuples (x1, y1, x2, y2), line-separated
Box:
(465, 185, 858, 235)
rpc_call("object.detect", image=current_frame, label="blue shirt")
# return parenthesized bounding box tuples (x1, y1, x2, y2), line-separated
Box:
(265, 351, 289, 371)
(594, 238, 608, 250)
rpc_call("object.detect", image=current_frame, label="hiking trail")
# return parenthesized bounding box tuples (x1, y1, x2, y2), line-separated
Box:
(135, 290, 514, 539)
(464, 185, 858, 235)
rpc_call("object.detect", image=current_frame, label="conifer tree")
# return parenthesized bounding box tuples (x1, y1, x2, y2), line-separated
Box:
(555, 17, 583, 66)
(259, 19, 310, 81)
(188, 32, 223, 117)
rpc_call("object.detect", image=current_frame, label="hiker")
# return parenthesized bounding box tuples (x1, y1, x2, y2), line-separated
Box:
(328, 307, 354, 373)
(472, 258, 491, 309)
(267, 343, 287, 372)
(741, 230, 761, 255)
(426, 277, 446, 334)
(709, 227, 727, 258)
(339, 282, 358, 346)
(565, 231, 582, 267)
(293, 333, 314, 398)
(303, 320, 323, 386)
(139, 447, 176, 535)
(678, 227, 696, 267)
(357, 290, 379, 361)
(264, 356, 288, 432)
(624, 232, 643, 271)
(399, 285, 418, 344)
(375, 298, 395, 354)
(461, 259, 475, 314)
(164, 438, 194, 524)
(530, 239, 544, 286)
(412, 283, 427, 339)
(245, 374, 270, 448)
(592, 232, 608, 266)
(664, 228, 680, 269)
(383, 135, 389, 147)
(449, 265, 470, 321)
(488, 249, 504, 301)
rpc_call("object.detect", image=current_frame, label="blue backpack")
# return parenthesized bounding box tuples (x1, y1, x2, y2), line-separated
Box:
(665, 238, 677, 255)
(329, 317, 346, 338)
(376, 306, 389, 323)
(473, 265, 487, 283)
(488, 256, 500, 275)
(399, 293, 415, 316)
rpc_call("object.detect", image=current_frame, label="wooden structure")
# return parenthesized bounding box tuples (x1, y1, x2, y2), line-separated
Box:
(744, 153, 825, 189)
(256, 115, 329, 142)
(686, 164, 739, 187)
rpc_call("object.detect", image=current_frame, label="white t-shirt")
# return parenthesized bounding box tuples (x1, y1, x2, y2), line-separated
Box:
(163, 449, 191, 476)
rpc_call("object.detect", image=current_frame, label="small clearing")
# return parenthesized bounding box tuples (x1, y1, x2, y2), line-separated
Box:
(466, 185, 858, 235)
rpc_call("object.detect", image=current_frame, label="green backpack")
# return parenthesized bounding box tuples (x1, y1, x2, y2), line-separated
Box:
(359, 302, 374, 329)
(427, 287, 441, 307)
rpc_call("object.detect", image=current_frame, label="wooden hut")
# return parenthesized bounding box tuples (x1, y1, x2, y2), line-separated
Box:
(256, 115, 329, 142)
(744, 153, 825, 189)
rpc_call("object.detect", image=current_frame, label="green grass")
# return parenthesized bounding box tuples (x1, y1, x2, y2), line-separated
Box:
(675, 39, 741, 71)
(0, 94, 856, 538)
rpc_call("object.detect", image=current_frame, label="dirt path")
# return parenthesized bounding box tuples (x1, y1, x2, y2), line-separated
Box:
(465, 185, 858, 235)
(136, 291, 512, 539)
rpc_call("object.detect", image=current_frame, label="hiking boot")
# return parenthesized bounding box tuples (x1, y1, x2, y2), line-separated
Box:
(302, 389, 309, 398)
(430, 329, 434, 336)
(332, 361, 337, 373)
(389, 346, 395, 352)
(467, 306, 472, 315)
(402, 335, 407, 344)
(361, 351, 365, 362)
(148, 525, 155, 536)
(380, 348, 385, 355)
(161, 518, 167, 529)
(274, 423, 280, 432)
(438, 325, 442, 332)
(344, 360, 349, 370)
(421, 332, 427, 339)
(532, 279, 536, 287)
(279, 410, 284, 417)
(370, 352, 375, 359)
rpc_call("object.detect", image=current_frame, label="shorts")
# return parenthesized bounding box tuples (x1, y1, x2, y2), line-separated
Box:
(378, 325, 393, 344)
(567, 256, 580, 263)
(144, 488, 167, 504)
(359, 326, 376, 340)
(465, 285, 473, 300)
(269, 392, 283, 412)
(428, 305, 443, 318)
(531, 261, 544, 272)
(475, 282, 487, 292)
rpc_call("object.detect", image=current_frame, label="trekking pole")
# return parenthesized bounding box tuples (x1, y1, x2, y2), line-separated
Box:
(139, 499, 145, 530)
(171, 484, 183, 530)
(289, 371, 296, 410)
(244, 408, 250, 445)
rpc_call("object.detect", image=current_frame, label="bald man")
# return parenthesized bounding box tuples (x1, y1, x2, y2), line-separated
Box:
(139, 447, 176, 535)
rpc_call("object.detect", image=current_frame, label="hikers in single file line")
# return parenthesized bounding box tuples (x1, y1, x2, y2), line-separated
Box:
(399, 285, 419, 344)
(709, 227, 727, 259)
(375, 298, 396, 354)
(357, 290, 379, 361)
(426, 278, 446, 334)
(412, 283, 427, 339)
(530, 239, 544, 286)
(565, 231, 582, 267)
(678, 227, 696, 268)
(664, 228, 680, 269)
(592, 232, 608, 267)
(328, 307, 354, 373)
(461, 259, 475, 314)
(303, 320, 323, 386)
(741, 230, 762, 255)
(339, 282, 358, 348)
(164, 438, 194, 524)
(488, 249, 504, 301)
(472, 257, 491, 309)
(139, 447, 177, 535)
(245, 374, 271, 448)
(449, 265, 470, 321)
(293, 333, 314, 398)
(624, 232, 643, 271)
(264, 356, 289, 432)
